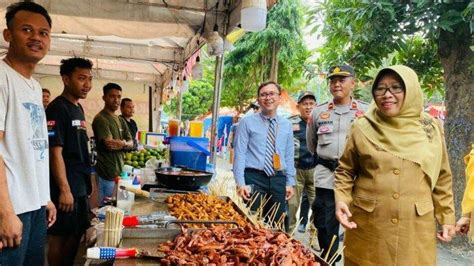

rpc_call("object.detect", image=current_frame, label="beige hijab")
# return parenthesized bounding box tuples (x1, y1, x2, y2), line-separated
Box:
(355, 65, 443, 188)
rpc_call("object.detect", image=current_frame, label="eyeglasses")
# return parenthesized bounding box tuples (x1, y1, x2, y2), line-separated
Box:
(373, 85, 404, 96)
(259, 92, 280, 98)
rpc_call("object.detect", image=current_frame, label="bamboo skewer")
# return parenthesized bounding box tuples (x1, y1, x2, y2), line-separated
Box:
(309, 225, 318, 248)
(276, 212, 285, 231)
(267, 202, 279, 226)
(324, 235, 337, 261)
(290, 217, 304, 236)
(328, 246, 346, 265)
(102, 207, 124, 247)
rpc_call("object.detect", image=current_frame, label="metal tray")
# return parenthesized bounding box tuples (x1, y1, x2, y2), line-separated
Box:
(116, 193, 328, 265)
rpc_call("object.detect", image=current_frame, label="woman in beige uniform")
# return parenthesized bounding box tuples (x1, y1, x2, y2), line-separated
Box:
(334, 65, 455, 265)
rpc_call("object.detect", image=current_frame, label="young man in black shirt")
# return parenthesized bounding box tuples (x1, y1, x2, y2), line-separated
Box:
(46, 57, 93, 266)
(120, 98, 138, 149)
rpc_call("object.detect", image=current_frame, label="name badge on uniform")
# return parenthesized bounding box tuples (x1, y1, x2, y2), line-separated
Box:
(292, 124, 300, 131)
(273, 153, 281, 170)
(355, 110, 364, 117)
(72, 120, 81, 126)
(317, 124, 334, 134)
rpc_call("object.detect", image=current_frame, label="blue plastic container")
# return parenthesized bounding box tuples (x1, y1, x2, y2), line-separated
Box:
(169, 137, 209, 171)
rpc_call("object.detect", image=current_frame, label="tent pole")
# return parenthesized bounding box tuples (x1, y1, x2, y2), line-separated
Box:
(176, 91, 183, 122)
(155, 84, 163, 133)
(148, 85, 153, 132)
(209, 54, 224, 166)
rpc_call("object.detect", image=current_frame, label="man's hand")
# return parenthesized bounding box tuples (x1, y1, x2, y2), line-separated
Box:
(0, 211, 23, 250)
(335, 201, 357, 229)
(455, 217, 471, 235)
(59, 190, 74, 212)
(285, 186, 295, 200)
(46, 201, 57, 228)
(437, 224, 455, 242)
(237, 185, 251, 201)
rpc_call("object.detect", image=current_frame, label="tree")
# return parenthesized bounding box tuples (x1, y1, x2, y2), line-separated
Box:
(164, 79, 214, 121)
(308, 0, 473, 247)
(221, 0, 309, 112)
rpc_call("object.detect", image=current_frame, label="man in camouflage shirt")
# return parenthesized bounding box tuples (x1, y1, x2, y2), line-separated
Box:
(288, 91, 317, 233)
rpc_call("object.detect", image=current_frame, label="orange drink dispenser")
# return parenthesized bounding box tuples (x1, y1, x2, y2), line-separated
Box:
(189, 120, 204, 137)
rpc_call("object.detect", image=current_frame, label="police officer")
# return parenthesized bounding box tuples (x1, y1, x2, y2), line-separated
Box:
(288, 91, 317, 233)
(306, 64, 368, 261)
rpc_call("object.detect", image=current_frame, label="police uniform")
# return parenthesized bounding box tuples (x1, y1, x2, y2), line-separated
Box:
(306, 98, 368, 259)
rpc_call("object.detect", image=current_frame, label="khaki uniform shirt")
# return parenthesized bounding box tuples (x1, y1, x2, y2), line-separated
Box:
(306, 99, 368, 189)
(335, 124, 455, 265)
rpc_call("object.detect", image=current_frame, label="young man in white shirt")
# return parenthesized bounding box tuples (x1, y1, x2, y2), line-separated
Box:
(0, 2, 56, 265)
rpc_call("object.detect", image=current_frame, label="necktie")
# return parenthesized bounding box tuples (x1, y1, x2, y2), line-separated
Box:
(263, 118, 276, 176)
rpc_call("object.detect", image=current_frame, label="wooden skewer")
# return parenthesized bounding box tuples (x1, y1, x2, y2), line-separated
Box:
(276, 212, 285, 231)
(324, 235, 337, 261)
(104, 210, 110, 246)
(290, 217, 304, 236)
(309, 225, 318, 248)
(328, 246, 346, 265)
(114, 209, 120, 246)
(267, 202, 280, 227)
(257, 195, 272, 223)
(266, 202, 278, 224)
(258, 194, 272, 216)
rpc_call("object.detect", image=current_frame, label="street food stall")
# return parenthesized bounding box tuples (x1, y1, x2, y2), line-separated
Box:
(0, 0, 327, 264)
(86, 190, 325, 265)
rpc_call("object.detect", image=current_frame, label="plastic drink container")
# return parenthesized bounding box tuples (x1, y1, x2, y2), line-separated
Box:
(116, 173, 134, 214)
(168, 119, 179, 136)
(189, 120, 204, 137)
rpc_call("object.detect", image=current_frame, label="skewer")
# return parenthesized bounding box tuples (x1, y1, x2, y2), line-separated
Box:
(267, 202, 280, 227)
(276, 213, 286, 231)
(328, 246, 346, 265)
(104, 210, 110, 246)
(248, 193, 259, 211)
(309, 225, 318, 248)
(258, 194, 272, 218)
(257, 195, 272, 224)
(290, 217, 304, 236)
(324, 235, 337, 261)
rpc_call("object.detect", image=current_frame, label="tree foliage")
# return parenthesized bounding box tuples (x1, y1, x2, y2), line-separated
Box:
(221, 0, 309, 112)
(308, 0, 471, 96)
(164, 78, 214, 121)
(308, 0, 474, 248)
(164, 54, 217, 120)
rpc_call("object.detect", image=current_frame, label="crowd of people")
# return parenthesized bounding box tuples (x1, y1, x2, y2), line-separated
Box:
(0, 2, 472, 266)
(232, 66, 472, 264)
(0, 2, 140, 265)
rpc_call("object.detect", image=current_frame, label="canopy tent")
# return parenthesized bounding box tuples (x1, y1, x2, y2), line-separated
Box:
(0, 0, 247, 86)
(0, 0, 276, 164)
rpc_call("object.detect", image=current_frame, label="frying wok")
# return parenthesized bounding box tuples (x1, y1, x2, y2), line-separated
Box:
(155, 167, 213, 191)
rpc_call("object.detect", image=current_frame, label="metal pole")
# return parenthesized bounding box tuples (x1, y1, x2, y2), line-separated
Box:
(155, 84, 163, 132)
(176, 91, 183, 122)
(209, 54, 224, 165)
(148, 85, 153, 132)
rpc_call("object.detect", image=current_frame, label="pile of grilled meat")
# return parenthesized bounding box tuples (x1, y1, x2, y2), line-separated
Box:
(159, 224, 319, 265)
(165, 193, 248, 228)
